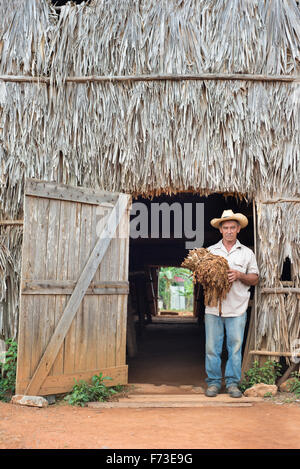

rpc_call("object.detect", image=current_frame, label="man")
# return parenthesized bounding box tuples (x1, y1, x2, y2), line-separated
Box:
(205, 209, 259, 398)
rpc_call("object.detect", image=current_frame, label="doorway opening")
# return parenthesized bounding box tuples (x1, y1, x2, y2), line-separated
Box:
(158, 266, 194, 318)
(126, 192, 255, 388)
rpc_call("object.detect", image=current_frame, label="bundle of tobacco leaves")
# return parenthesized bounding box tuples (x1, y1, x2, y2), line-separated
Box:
(181, 248, 231, 308)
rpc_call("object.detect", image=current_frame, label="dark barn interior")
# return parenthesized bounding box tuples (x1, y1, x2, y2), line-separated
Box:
(126, 193, 255, 388)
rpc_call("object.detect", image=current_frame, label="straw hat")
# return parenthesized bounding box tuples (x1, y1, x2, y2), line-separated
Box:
(210, 209, 248, 229)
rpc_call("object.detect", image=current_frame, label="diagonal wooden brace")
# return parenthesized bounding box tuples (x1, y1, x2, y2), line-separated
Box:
(25, 193, 130, 396)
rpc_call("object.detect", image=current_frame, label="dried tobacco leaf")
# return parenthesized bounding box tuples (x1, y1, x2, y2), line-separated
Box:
(182, 248, 231, 308)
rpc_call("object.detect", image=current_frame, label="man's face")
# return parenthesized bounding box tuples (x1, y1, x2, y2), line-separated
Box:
(219, 220, 240, 242)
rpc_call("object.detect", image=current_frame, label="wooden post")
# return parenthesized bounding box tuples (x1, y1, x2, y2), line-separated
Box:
(241, 303, 256, 377)
(145, 267, 157, 319)
(58, 151, 64, 184)
(133, 273, 148, 337)
(241, 200, 258, 376)
(126, 295, 138, 358)
(276, 362, 299, 387)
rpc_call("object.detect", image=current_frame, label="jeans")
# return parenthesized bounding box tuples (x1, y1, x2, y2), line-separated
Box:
(205, 312, 247, 389)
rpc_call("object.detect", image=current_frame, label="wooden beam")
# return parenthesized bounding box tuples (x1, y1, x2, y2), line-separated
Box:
(277, 362, 299, 388)
(17, 365, 128, 396)
(1, 73, 300, 84)
(21, 280, 129, 295)
(25, 193, 131, 396)
(250, 350, 300, 357)
(260, 198, 300, 204)
(25, 178, 118, 207)
(126, 299, 138, 359)
(260, 288, 300, 294)
(0, 220, 23, 226)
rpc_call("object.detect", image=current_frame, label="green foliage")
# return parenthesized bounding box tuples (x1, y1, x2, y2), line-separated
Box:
(287, 372, 300, 396)
(159, 266, 193, 310)
(64, 372, 124, 407)
(0, 339, 18, 402)
(239, 360, 282, 392)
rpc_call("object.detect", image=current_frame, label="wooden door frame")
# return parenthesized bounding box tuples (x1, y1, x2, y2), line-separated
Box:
(241, 199, 258, 376)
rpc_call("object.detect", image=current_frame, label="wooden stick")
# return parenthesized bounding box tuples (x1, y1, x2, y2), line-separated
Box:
(0, 75, 49, 84)
(1, 72, 300, 85)
(241, 303, 256, 378)
(277, 362, 299, 387)
(260, 198, 300, 204)
(21, 279, 129, 295)
(250, 350, 300, 357)
(253, 200, 258, 350)
(261, 288, 300, 294)
(65, 73, 300, 84)
(0, 220, 24, 226)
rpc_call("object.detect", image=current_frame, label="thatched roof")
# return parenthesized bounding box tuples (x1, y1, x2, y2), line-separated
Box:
(0, 0, 299, 219)
(0, 0, 299, 352)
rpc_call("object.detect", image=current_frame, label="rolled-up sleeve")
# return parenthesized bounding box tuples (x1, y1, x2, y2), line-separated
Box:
(247, 251, 259, 275)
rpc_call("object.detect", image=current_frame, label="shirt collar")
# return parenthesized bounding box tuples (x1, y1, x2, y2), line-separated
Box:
(215, 239, 242, 253)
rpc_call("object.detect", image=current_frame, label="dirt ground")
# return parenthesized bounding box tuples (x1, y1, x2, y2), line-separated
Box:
(1, 399, 300, 449)
(2, 319, 299, 450)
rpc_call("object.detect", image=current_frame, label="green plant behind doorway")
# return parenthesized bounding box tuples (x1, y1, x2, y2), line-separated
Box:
(159, 267, 193, 311)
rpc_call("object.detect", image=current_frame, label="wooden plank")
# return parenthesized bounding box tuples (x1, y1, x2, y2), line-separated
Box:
(124, 394, 262, 402)
(17, 365, 128, 396)
(77, 203, 94, 373)
(30, 197, 50, 378)
(16, 196, 37, 392)
(0, 220, 23, 225)
(85, 295, 98, 371)
(250, 350, 300, 357)
(94, 204, 114, 371)
(116, 207, 130, 366)
(22, 288, 128, 295)
(105, 227, 115, 367)
(25, 193, 130, 395)
(25, 179, 118, 206)
(51, 200, 71, 376)
(96, 295, 109, 370)
(260, 287, 300, 294)
(87, 402, 254, 409)
(46, 198, 62, 377)
(21, 280, 129, 295)
(106, 212, 119, 369)
(63, 200, 81, 375)
(83, 205, 94, 372)
(87, 204, 103, 372)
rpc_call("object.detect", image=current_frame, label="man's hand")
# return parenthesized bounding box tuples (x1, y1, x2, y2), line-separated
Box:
(227, 269, 241, 283)
(228, 270, 259, 286)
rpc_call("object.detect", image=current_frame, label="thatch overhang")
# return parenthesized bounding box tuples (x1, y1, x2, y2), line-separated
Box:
(0, 0, 299, 355)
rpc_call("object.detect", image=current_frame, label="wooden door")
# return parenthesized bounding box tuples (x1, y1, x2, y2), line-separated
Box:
(16, 179, 131, 396)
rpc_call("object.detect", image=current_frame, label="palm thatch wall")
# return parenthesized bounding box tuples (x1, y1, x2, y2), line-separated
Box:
(0, 0, 299, 358)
